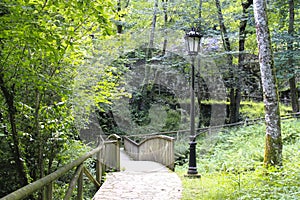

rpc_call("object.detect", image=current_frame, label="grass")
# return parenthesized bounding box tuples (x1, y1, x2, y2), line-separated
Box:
(176, 119, 300, 200)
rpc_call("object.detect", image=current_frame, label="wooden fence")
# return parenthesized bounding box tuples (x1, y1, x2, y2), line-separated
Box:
(123, 135, 175, 170)
(1, 134, 121, 200)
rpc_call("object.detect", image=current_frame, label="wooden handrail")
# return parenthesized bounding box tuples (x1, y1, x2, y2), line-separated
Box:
(107, 134, 122, 141)
(1, 134, 121, 200)
(1, 146, 102, 200)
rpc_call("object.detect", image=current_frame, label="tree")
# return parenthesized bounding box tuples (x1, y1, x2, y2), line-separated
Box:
(253, 0, 282, 167)
(236, 0, 253, 120)
(287, 0, 299, 113)
(162, 0, 169, 55)
(214, 0, 236, 124)
(215, 0, 253, 123)
(270, 0, 299, 112)
(0, 0, 114, 196)
(115, 0, 130, 34)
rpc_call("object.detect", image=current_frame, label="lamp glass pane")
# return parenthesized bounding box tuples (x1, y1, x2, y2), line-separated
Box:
(188, 37, 194, 53)
(195, 37, 200, 53)
(185, 37, 189, 53)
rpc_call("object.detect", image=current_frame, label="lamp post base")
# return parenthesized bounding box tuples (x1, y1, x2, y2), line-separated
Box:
(184, 172, 201, 178)
(185, 140, 201, 178)
(185, 166, 201, 178)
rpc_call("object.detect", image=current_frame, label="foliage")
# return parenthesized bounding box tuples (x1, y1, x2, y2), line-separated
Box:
(268, 0, 300, 88)
(176, 119, 300, 199)
(240, 101, 292, 119)
(0, 0, 116, 197)
(51, 141, 96, 200)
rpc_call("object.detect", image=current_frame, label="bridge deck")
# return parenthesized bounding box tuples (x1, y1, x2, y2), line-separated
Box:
(93, 149, 182, 200)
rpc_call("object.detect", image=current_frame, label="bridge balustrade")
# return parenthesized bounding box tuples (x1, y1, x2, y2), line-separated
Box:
(123, 135, 175, 170)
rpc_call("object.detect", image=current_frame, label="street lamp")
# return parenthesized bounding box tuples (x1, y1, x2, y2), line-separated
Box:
(185, 27, 202, 177)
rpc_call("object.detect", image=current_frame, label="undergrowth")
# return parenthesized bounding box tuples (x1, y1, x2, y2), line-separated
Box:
(240, 101, 292, 119)
(176, 119, 300, 200)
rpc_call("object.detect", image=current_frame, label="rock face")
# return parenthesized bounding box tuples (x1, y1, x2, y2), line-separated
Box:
(96, 47, 263, 135)
(129, 83, 181, 127)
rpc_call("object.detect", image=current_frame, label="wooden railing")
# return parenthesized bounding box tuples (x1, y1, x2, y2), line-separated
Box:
(102, 134, 121, 171)
(1, 134, 121, 200)
(123, 135, 175, 170)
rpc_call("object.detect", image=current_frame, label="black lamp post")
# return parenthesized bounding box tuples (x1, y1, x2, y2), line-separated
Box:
(185, 27, 202, 177)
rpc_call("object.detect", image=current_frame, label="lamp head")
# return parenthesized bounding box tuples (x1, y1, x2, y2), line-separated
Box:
(185, 27, 202, 56)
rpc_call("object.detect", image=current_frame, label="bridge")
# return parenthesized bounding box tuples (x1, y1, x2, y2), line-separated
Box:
(0, 134, 182, 200)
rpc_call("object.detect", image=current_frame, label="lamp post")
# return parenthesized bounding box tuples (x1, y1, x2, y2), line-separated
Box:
(185, 27, 202, 177)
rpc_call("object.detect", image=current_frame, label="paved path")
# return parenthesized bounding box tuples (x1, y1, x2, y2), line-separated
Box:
(93, 149, 182, 200)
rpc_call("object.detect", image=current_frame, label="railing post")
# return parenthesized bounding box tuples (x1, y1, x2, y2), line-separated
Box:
(77, 170, 83, 200)
(96, 155, 103, 186)
(41, 186, 45, 200)
(45, 182, 53, 200)
(64, 164, 84, 200)
(96, 137, 103, 185)
(116, 137, 121, 171)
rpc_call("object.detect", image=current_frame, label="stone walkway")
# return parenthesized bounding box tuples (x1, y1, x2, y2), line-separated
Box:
(93, 149, 182, 200)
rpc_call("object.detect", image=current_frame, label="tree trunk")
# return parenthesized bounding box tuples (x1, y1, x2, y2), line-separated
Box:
(116, 0, 130, 34)
(228, 89, 240, 123)
(0, 74, 29, 186)
(196, 0, 203, 128)
(215, 0, 232, 54)
(149, 0, 158, 49)
(34, 90, 46, 199)
(162, 0, 168, 55)
(253, 0, 282, 167)
(144, 0, 158, 85)
(117, 0, 123, 34)
(198, 0, 203, 28)
(215, 0, 238, 123)
(288, 0, 298, 113)
(289, 77, 298, 112)
(234, 0, 253, 123)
